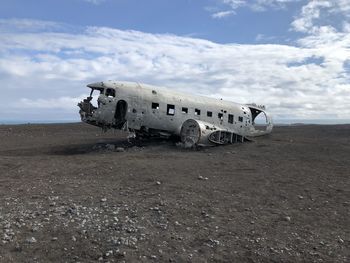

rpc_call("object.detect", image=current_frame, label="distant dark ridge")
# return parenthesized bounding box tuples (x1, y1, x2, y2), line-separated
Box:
(274, 119, 350, 125)
(0, 120, 80, 125)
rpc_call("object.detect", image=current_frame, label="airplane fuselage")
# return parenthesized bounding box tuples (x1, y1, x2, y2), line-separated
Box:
(78, 81, 273, 146)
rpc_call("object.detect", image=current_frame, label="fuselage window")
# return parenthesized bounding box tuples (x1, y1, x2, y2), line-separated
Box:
(238, 116, 243, 122)
(105, 88, 115, 98)
(218, 113, 223, 119)
(152, 102, 159, 109)
(182, 107, 188, 114)
(228, 114, 234, 124)
(167, 104, 175, 116)
(195, 109, 201, 115)
(207, 111, 212, 117)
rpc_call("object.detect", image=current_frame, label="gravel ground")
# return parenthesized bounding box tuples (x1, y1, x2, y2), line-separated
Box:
(0, 123, 349, 262)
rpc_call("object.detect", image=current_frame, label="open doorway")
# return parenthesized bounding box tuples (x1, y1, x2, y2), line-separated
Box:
(114, 100, 127, 128)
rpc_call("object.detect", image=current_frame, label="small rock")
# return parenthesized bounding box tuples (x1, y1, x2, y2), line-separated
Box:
(284, 216, 291, 222)
(26, 237, 37, 244)
(31, 226, 39, 232)
(116, 147, 125, 152)
(101, 198, 107, 202)
(105, 250, 113, 257)
(2, 233, 11, 241)
(156, 181, 161, 185)
(208, 239, 220, 246)
(51, 237, 58, 241)
(198, 175, 208, 180)
(201, 211, 209, 217)
(338, 237, 344, 244)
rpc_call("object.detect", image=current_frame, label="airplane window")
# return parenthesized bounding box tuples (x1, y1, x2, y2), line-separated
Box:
(228, 114, 234, 124)
(195, 109, 201, 115)
(167, 104, 175, 116)
(105, 88, 115, 97)
(239, 116, 243, 122)
(182, 107, 188, 113)
(218, 113, 223, 119)
(207, 111, 212, 117)
(152, 102, 159, 109)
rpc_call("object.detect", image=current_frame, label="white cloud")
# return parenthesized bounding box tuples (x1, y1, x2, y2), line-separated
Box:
(291, 1, 350, 35)
(81, 0, 106, 5)
(15, 96, 85, 110)
(212, 0, 301, 14)
(212, 10, 235, 19)
(0, 18, 349, 121)
(222, 0, 246, 9)
(291, 1, 333, 34)
(0, 18, 65, 33)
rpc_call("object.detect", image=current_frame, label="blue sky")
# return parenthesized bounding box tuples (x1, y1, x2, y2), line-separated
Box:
(0, 0, 349, 122)
(0, 0, 303, 43)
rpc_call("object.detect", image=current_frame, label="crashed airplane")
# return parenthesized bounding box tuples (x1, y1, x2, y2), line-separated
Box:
(78, 81, 273, 147)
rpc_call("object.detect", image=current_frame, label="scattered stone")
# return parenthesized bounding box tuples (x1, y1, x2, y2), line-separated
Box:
(207, 239, 220, 247)
(116, 147, 125, 152)
(284, 216, 291, 222)
(338, 237, 344, 244)
(105, 250, 113, 257)
(26, 237, 37, 244)
(2, 233, 11, 242)
(201, 211, 209, 217)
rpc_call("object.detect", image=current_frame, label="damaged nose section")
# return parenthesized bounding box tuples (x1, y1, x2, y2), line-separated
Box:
(78, 97, 96, 121)
(78, 83, 105, 125)
(247, 104, 273, 136)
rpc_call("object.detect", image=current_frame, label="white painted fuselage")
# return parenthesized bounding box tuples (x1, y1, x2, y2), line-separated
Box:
(78, 81, 273, 146)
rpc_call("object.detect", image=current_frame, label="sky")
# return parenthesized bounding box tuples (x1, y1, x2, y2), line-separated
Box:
(0, 0, 349, 123)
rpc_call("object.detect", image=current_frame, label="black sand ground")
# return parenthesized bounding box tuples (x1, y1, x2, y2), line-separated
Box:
(0, 123, 349, 262)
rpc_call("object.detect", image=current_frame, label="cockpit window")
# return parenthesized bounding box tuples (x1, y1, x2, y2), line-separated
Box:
(105, 88, 115, 98)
